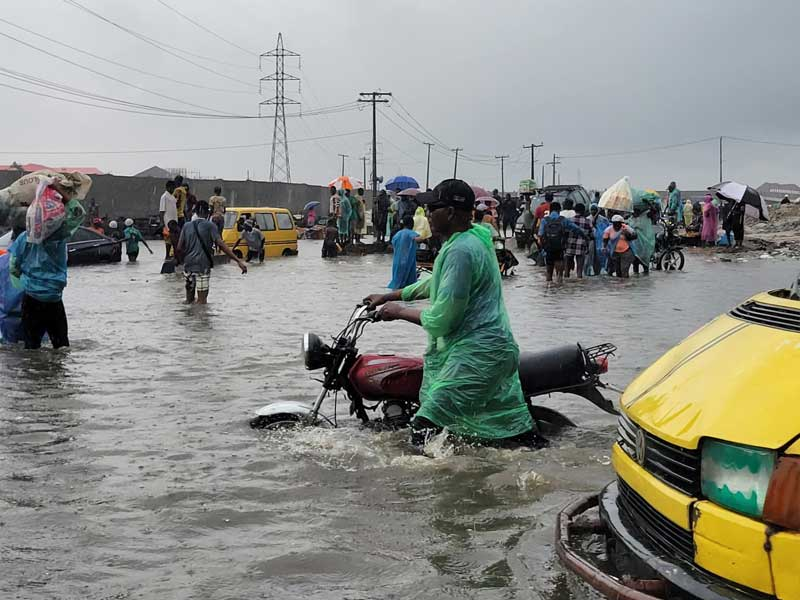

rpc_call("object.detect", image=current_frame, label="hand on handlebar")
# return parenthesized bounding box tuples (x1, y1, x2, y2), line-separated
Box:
(377, 302, 404, 322)
(362, 293, 389, 309)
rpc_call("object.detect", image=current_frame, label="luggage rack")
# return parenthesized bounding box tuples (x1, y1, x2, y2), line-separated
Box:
(585, 343, 617, 360)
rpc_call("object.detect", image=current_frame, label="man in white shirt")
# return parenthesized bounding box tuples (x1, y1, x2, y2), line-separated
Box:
(159, 180, 178, 227)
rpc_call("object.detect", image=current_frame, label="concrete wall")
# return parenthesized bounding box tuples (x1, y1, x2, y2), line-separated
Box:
(0, 171, 330, 220)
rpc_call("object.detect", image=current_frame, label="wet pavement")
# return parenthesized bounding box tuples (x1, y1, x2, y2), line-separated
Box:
(1, 241, 797, 600)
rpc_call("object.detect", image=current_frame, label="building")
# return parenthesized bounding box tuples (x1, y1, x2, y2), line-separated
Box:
(756, 182, 800, 204)
(133, 165, 172, 179)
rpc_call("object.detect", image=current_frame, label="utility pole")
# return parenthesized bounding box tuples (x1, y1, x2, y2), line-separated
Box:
(522, 142, 543, 181)
(423, 142, 434, 190)
(547, 154, 561, 187)
(358, 91, 392, 205)
(719, 136, 723, 183)
(338, 153, 348, 177)
(259, 33, 300, 183)
(451, 148, 463, 178)
(541, 165, 545, 190)
(361, 156, 368, 190)
(495, 155, 510, 195)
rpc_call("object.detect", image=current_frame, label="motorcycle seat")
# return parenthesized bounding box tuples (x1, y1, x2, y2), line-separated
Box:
(518, 345, 587, 397)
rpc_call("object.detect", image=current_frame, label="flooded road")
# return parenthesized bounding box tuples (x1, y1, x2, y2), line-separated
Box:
(2, 241, 797, 600)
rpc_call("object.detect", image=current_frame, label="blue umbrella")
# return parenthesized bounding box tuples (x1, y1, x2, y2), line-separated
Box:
(385, 175, 419, 192)
(303, 201, 321, 212)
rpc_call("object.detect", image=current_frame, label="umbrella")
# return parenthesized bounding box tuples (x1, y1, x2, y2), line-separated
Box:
(397, 188, 420, 197)
(385, 176, 419, 192)
(471, 185, 491, 199)
(303, 201, 321, 212)
(328, 176, 363, 191)
(475, 196, 499, 208)
(711, 181, 769, 221)
(599, 176, 633, 213)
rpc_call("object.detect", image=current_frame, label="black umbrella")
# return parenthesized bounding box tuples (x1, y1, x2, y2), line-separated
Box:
(711, 181, 769, 221)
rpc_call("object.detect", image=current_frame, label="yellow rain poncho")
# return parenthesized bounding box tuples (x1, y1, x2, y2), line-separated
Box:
(412, 206, 432, 240)
(401, 224, 533, 440)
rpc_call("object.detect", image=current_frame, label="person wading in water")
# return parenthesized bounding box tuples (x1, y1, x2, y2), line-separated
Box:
(364, 179, 545, 449)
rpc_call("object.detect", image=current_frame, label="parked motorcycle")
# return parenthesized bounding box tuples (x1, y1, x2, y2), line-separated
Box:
(251, 305, 619, 438)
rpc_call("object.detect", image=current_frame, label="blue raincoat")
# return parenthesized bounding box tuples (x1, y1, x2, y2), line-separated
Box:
(588, 209, 609, 274)
(9, 232, 68, 302)
(388, 228, 418, 289)
(0, 252, 24, 343)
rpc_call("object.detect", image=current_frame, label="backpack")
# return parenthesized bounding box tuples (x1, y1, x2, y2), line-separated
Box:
(543, 216, 566, 252)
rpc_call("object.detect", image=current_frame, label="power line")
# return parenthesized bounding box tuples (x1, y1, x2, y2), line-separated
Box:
(0, 68, 358, 119)
(154, 0, 258, 56)
(561, 137, 718, 159)
(62, 0, 259, 86)
(0, 129, 371, 155)
(725, 135, 800, 148)
(0, 28, 240, 115)
(0, 17, 254, 95)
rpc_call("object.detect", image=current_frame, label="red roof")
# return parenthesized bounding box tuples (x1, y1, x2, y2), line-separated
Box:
(0, 163, 103, 175)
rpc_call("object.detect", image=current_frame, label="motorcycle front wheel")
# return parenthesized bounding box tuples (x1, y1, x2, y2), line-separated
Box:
(249, 413, 302, 430)
(658, 249, 685, 271)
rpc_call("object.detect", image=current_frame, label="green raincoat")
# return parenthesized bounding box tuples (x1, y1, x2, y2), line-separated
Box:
(400, 224, 533, 440)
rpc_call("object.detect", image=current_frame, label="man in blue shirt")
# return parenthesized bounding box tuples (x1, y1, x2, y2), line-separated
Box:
(536, 201, 587, 283)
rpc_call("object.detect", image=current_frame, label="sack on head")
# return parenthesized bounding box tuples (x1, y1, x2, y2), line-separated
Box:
(26, 180, 67, 244)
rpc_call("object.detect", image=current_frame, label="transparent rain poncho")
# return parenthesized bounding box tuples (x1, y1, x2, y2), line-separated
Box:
(401, 224, 533, 440)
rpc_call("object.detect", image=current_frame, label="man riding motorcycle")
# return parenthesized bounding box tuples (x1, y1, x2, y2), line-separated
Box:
(364, 179, 544, 448)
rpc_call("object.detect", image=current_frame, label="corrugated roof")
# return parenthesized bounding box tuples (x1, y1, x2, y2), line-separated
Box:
(0, 163, 104, 175)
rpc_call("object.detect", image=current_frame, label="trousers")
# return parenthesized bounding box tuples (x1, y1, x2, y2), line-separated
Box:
(22, 294, 69, 349)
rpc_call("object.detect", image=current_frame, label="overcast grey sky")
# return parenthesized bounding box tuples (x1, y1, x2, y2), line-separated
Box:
(1, 0, 798, 192)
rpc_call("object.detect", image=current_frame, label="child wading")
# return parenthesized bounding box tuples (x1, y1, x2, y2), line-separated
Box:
(123, 218, 152, 262)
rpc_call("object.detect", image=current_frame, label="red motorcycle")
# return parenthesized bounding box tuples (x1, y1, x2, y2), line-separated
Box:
(250, 305, 619, 437)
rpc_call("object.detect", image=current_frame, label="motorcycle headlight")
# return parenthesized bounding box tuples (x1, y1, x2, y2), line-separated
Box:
(701, 440, 776, 519)
(302, 332, 330, 371)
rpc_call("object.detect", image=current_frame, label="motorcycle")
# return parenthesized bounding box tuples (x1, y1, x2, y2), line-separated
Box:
(652, 217, 685, 271)
(251, 306, 620, 438)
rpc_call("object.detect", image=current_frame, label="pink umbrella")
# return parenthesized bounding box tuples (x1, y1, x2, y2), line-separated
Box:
(397, 188, 420, 197)
(471, 185, 491, 199)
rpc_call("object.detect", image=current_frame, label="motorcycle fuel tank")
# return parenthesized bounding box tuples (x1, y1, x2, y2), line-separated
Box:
(349, 354, 423, 401)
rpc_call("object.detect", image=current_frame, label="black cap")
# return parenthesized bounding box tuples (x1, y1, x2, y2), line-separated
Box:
(417, 179, 475, 211)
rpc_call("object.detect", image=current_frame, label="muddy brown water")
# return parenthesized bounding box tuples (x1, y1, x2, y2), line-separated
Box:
(1, 242, 796, 600)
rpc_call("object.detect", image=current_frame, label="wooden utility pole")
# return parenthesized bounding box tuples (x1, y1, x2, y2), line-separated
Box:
(495, 155, 509, 195)
(451, 147, 463, 178)
(522, 142, 543, 181)
(358, 92, 392, 203)
(423, 142, 434, 190)
(338, 153, 348, 177)
(719, 136, 723, 183)
(547, 154, 561, 187)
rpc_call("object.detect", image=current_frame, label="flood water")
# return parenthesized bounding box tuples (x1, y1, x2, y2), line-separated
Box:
(1, 241, 797, 600)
